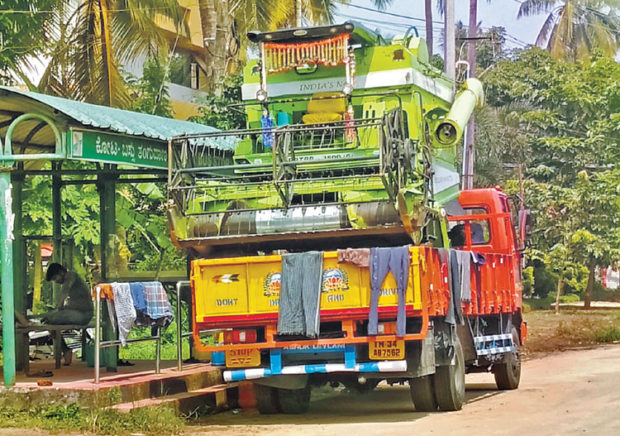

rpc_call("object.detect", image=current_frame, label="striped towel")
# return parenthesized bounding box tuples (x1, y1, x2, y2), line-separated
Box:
(111, 282, 136, 346)
(143, 281, 173, 320)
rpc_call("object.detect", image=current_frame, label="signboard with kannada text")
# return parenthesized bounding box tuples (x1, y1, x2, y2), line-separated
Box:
(70, 130, 168, 169)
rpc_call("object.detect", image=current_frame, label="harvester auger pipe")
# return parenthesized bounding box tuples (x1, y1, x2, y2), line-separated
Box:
(434, 78, 484, 147)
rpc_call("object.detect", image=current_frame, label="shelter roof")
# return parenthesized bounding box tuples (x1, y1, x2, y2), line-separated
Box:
(0, 86, 235, 151)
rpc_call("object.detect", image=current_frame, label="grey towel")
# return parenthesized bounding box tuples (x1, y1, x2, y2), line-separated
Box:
(456, 250, 471, 302)
(447, 249, 465, 325)
(439, 248, 464, 326)
(368, 245, 409, 337)
(112, 283, 136, 346)
(277, 252, 323, 338)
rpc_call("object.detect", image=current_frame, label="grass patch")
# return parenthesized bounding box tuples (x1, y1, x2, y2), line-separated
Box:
(523, 309, 620, 357)
(0, 401, 183, 435)
(593, 326, 620, 343)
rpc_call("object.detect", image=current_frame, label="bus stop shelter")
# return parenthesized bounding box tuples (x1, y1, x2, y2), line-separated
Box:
(0, 86, 232, 387)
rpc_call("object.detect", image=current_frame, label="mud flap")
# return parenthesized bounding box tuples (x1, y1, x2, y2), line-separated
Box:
(406, 325, 436, 377)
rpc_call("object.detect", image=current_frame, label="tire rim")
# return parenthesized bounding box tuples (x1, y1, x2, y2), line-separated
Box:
(455, 345, 465, 397)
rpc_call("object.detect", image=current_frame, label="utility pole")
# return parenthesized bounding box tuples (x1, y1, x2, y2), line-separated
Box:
(444, 0, 455, 81)
(463, 0, 478, 190)
(296, 0, 302, 27)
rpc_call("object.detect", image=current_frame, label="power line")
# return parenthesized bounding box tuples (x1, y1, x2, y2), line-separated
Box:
(335, 0, 444, 25)
(338, 12, 444, 35)
(335, 1, 530, 47)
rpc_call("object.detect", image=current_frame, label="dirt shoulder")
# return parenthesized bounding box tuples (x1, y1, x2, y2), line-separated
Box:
(522, 308, 620, 358)
(191, 345, 620, 435)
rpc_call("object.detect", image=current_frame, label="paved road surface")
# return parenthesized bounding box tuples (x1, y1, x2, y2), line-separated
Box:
(192, 345, 620, 436)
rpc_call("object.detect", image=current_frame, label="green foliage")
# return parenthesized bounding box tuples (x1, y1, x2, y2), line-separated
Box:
(116, 183, 186, 272)
(560, 294, 581, 303)
(0, 400, 183, 434)
(190, 74, 245, 130)
(127, 54, 174, 117)
(532, 264, 558, 299)
(522, 266, 534, 296)
(23, 162, 101, 262)
(480, 48, 620, 301)
(593, 326, 620, 343)
(0, 0, 56, 86)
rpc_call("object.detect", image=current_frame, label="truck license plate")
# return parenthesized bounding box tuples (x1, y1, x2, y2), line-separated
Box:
(225, 349, 261, 367)
(369, 339, 404, 360)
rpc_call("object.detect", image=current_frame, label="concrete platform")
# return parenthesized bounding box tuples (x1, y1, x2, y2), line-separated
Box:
(2, 359, 230, 411)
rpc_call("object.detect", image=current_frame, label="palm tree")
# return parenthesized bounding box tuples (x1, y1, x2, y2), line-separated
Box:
(518, 0, 620, 60)
(197, 0, 394, 94)
(425, 0, 434, 56)
(39, 0, 186, 107)
(0, 0, 57, 87)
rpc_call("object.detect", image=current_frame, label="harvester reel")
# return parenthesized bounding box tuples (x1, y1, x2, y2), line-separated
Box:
(273, 130, 296, 208)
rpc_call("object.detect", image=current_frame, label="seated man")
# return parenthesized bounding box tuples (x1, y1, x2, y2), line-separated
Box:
(44, 263, 93, 364)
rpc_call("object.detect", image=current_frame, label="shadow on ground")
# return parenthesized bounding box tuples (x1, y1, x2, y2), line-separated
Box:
(194, 381, 502, 427)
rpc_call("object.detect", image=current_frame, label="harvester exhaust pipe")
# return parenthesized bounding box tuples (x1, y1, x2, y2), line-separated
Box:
(434, 78, 484, 147)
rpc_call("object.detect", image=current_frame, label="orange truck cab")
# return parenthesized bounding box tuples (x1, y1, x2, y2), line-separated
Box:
(189, 188, 527, 414)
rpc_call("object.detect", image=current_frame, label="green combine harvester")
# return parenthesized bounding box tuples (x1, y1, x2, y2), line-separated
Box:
(167, 22, 483, 257)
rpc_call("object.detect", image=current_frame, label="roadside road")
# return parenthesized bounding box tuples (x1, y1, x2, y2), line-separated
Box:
(191, 344, 620, 436)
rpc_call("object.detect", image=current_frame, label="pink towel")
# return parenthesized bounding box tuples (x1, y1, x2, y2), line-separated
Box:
(337, 248, 371, 268)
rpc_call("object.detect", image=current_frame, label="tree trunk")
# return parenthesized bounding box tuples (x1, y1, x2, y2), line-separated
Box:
(198, 0, 234, 94)
(583, 259, 596, 310)
(296, 0, 302, 27)
(99, 0, 114, 106)
(467, 0, 477, 77)
(554, 270, 564, 314)
(425, 0, 433, 57)
(462, 0, 477, 189)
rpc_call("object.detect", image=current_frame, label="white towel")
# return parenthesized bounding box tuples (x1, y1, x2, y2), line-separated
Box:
(111, 282, 136, 346)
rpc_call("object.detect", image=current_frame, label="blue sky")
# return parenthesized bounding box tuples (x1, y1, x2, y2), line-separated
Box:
(333, 0, 549, 51)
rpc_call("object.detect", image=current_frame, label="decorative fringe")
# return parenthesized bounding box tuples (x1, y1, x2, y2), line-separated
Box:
(264, 34, 349, 73)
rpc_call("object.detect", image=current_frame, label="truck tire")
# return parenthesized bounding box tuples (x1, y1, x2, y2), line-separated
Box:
(493, 327, 521, 390)
(255, 384, 280, 414)
(409, 375, 437, 412)
(433, 337, 465, 411)
(276, 385, 311, 414)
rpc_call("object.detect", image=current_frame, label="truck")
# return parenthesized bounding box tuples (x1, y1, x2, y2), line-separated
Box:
(166, 22, 528, 414)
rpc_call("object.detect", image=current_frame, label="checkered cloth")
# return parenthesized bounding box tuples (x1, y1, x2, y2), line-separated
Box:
(143, 281, 173, 320)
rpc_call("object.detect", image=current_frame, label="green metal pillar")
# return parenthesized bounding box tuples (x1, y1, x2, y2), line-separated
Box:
(12, 166, 27, 370)
(98, 166, 118, 372)
(0, 170, 16, 387)
(51, 162, 62, 305)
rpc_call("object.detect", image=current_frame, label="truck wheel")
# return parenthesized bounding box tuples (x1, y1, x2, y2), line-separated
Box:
(493, 327, 521, 390)
(409, 375, 437, 412)
(276, 385, 311, 414)
(433, 338, 465, 411)
(255, 384, 280, 414)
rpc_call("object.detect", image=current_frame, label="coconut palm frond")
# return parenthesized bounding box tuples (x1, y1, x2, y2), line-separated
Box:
(518, 0, 558, 19)
(535, 12, 558, 47)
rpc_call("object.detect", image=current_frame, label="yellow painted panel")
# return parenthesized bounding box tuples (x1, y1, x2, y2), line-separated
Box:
(194, 263, 249, 321)
(193, 248, 422, 319)
(320, 256, 363, 310)
(412, 248, 422, 310)
(248, 260, 282, 313)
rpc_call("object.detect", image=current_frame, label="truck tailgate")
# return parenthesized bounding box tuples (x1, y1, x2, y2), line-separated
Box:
(192, 248, 423, 324)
